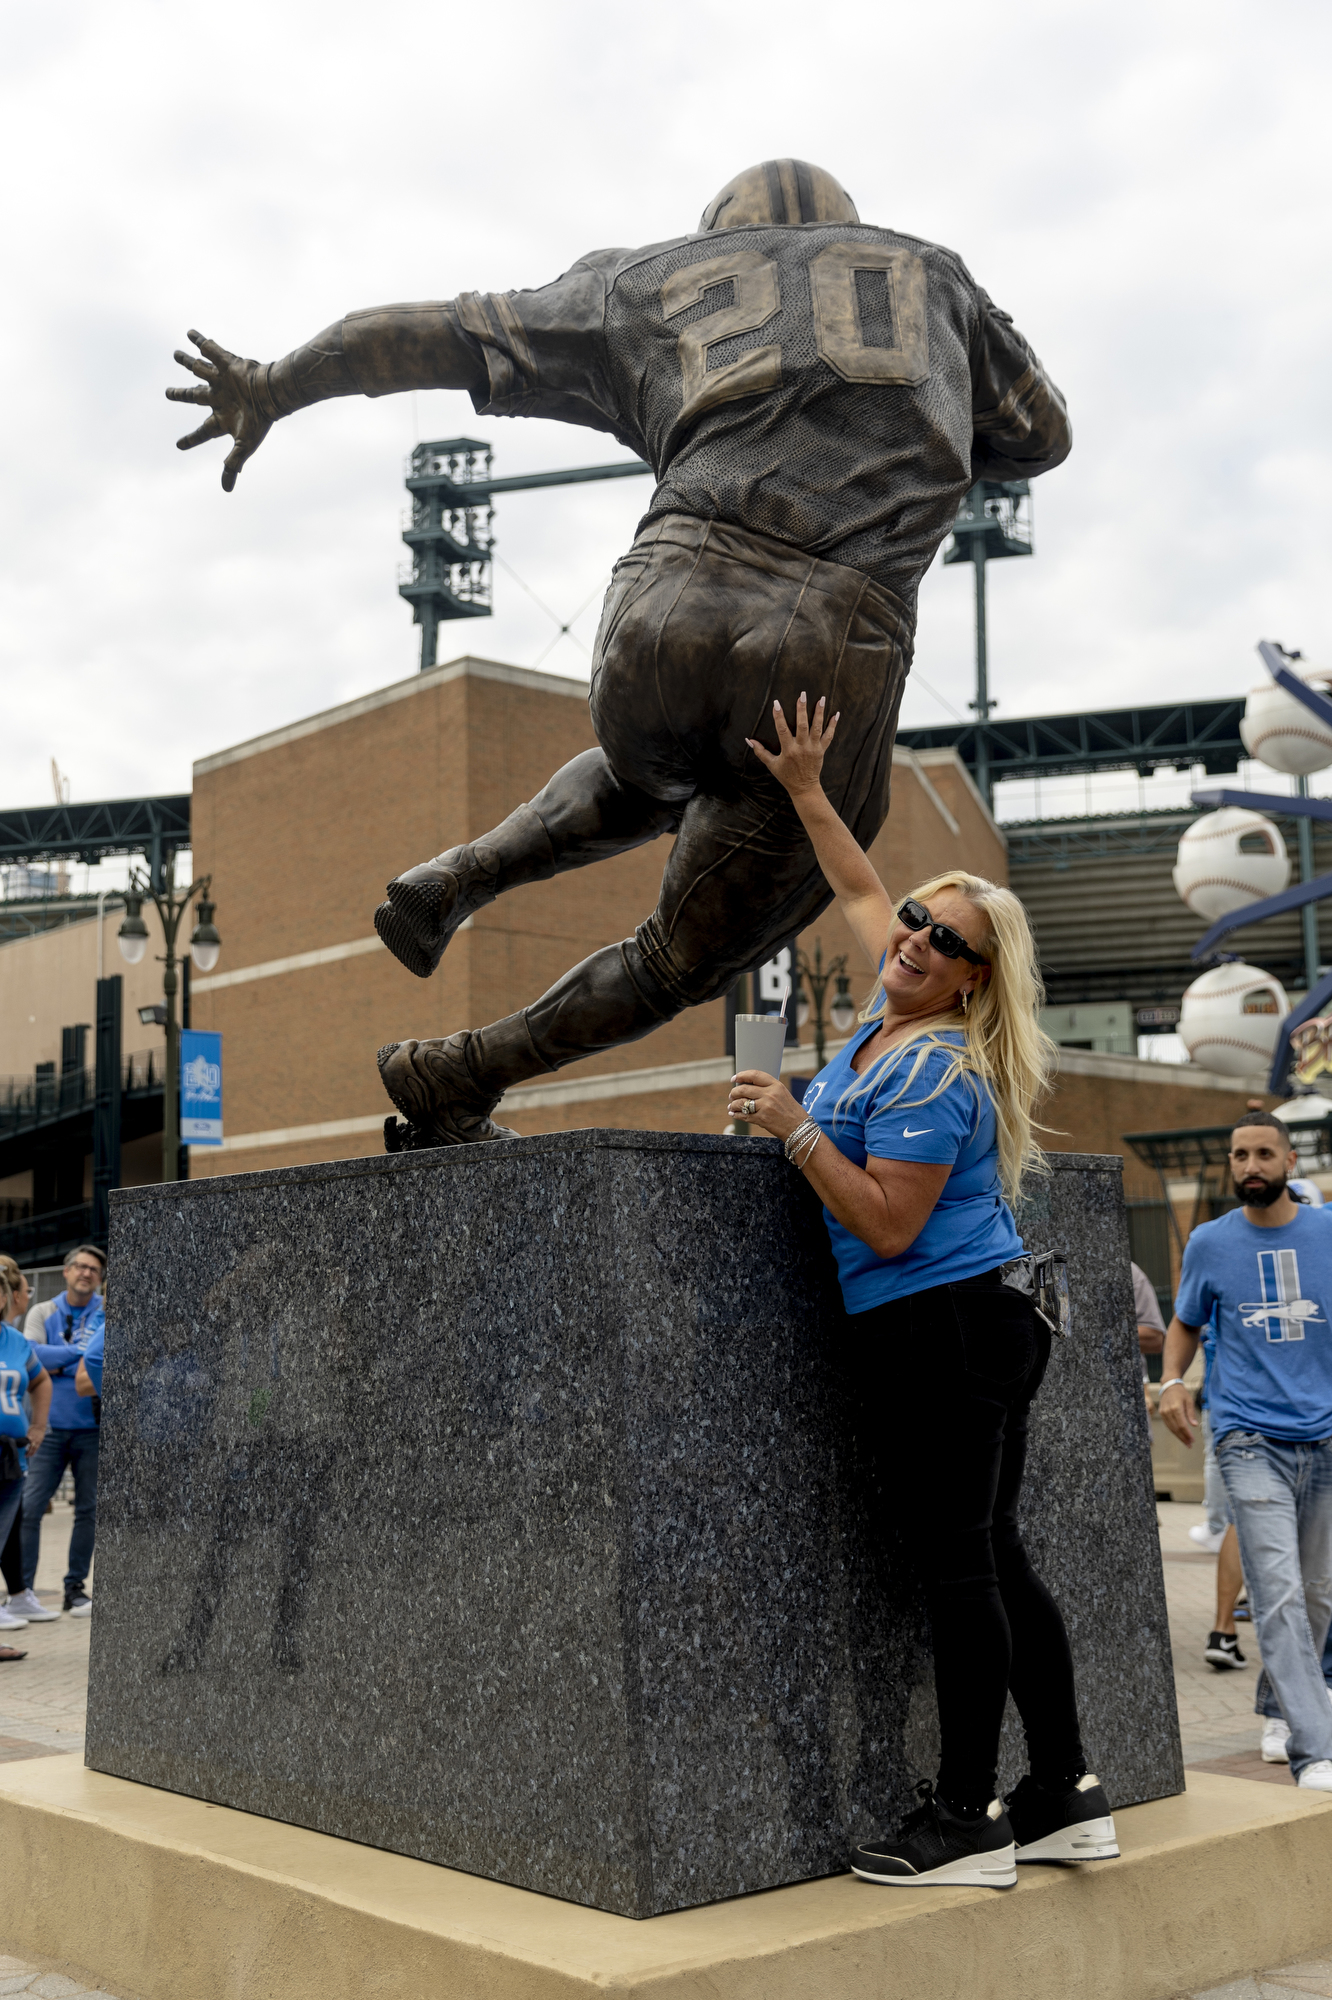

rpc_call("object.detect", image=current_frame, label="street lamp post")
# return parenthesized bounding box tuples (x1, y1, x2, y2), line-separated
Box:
(792, 939, 858, 1070)
(117, 852, 220, 1185)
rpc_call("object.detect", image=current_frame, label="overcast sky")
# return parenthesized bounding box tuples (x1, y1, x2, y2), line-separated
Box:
(3, 0, 1330, 818)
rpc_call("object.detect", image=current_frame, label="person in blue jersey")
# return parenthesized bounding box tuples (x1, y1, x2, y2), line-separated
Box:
(16, 1246, 105, 1622)
(76, 1323, 105, 1402)
(0, 1258, 51, 1657)
(727, 691, 1118, 1891)
(1160, 1113, 1332, 1789)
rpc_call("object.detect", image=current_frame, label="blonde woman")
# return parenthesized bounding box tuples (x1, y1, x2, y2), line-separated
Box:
(729, 694, 1118, 1890)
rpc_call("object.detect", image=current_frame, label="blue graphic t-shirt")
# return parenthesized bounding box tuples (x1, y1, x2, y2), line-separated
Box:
(1174, 1205, 1332, 1443)
(803, 1024, 1023, 1312)
(0, 1322, 43, 1467)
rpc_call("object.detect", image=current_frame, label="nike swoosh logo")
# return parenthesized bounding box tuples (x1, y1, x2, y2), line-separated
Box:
(902, 1126, 932, 1138)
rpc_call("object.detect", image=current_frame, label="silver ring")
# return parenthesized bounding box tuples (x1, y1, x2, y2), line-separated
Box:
(744, 1098, 757, 1117)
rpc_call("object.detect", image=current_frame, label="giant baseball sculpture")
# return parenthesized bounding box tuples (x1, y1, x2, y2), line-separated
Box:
(168, 159, 1070, 1148)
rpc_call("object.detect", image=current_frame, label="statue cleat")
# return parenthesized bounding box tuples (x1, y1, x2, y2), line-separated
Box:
(374, 845, 501, 981)
(377, 1034, 519, 1147)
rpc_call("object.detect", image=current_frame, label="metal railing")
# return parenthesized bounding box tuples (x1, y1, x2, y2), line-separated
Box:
(0, 1047, 163, 1139)
(0, 1202, 94, 1265)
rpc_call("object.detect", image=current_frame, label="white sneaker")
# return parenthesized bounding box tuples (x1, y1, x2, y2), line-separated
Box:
(1297, 1760, 1332, 1791)
(1188, 1523, 1227, 1554)
(0, 1602, 28, 1629)
(1261, 1718, 1291, 1763)
(6, 1589, 59, 1623)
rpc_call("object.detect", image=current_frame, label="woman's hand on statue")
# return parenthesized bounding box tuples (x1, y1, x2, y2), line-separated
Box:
(746, 692, 839, 797)
(727, 1070, 804, 1140)
(167, 331, 273, 491)
(1158, 1382, 1199, 1446)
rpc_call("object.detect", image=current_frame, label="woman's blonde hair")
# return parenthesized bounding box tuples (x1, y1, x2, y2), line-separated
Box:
(835, 870, 1056, 1205)
(0, 1254, 22, 1321)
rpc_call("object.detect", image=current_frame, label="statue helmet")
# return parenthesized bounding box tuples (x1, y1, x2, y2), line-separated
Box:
(699, 160, 859, 232)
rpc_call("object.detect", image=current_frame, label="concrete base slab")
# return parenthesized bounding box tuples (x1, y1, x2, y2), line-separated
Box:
(1, 1759, 1330, 2000)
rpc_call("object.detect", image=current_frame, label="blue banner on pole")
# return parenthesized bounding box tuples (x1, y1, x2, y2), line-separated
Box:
(180, 1029, 223, 1145)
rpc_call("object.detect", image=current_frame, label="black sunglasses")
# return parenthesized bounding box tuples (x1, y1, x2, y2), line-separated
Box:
(897, 898, 989, 967)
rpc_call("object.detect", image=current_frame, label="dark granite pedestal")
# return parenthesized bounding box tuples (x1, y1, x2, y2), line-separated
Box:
(87, 1136, 1181, 1919)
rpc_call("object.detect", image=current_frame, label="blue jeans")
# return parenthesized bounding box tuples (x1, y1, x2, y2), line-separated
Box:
(1201, 1410, 1232, 1536)
(1217, 1429, 1332, 1776)
(20, 1428, 99, 1593)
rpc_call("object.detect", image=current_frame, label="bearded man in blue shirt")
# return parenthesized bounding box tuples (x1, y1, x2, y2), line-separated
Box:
(1161, 1113, 1332, 1787)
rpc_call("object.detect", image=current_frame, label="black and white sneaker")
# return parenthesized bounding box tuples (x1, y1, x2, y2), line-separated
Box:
(63, 1585, 92, 1618)
(1005, 1773, 1120, 1863)
(851, 1783, 1017, 1888)
(1204, 1630, 1247, 1670)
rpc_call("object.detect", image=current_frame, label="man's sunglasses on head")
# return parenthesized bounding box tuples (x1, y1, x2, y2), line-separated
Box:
(897, 898, 989, 967)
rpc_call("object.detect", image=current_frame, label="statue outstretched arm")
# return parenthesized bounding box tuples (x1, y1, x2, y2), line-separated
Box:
(167, 305, 487, 491)
(969, 296, 1071, 485)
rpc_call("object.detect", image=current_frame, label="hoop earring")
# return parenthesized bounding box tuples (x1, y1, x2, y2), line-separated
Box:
(961, 989, 970, 1013)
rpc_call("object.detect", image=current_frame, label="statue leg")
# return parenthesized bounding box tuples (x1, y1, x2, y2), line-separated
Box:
(375, 748, 678, 978)
(378, 751, 900, 1150)
(378, 515, 912, 1148)
(377, 783, 857, 1149)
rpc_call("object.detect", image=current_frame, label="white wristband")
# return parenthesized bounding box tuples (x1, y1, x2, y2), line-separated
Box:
(1159, 1378, 1186, 1392)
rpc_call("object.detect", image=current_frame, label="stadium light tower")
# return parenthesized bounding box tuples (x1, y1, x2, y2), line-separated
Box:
(399, 440, 652, 671)
(943, 479, 1033, 806)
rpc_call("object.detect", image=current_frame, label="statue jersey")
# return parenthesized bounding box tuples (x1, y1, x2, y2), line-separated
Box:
(451, 223, 1070, 616)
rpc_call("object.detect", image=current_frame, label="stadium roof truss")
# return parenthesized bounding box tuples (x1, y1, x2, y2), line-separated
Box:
(0, 796, 191, 872)
(897, 699, 1247, 784)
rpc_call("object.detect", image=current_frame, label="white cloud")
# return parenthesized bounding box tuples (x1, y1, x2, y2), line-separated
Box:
(2, 0, 1330, 805)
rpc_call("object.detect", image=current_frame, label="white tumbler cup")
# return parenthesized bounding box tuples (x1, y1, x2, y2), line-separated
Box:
(733, 1013, 789, 1083)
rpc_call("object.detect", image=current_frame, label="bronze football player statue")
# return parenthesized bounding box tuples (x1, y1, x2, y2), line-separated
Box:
(168, 160, 1070, 1149)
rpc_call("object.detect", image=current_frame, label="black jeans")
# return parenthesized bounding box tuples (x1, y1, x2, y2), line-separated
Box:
(1, 1494, 21, 1595)
(848, 1267, 1085, 1811)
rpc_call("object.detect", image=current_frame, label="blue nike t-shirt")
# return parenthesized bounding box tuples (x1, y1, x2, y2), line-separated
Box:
(802, 1024, 1023, 1312)
(0, 1322, 43, 1468)
(1174, 1205, 1332, 1443)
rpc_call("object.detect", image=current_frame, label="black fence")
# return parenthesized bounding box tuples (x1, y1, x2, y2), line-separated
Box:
(0, 1202, 94, 1265)
(0, 1048, 163, 1140)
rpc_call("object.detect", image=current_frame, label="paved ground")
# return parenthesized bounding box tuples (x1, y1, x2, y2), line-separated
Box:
(1186, 1965, 1332, 1999)
(0, 1497, 1325, 1998)
(0, 1952, 131, 1999)
(0, 1486, 92, 1759)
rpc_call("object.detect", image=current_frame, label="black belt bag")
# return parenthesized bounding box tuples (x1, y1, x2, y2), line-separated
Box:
(0, 1436, 23, 1482)
(998, 1251, 1071, 1339)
